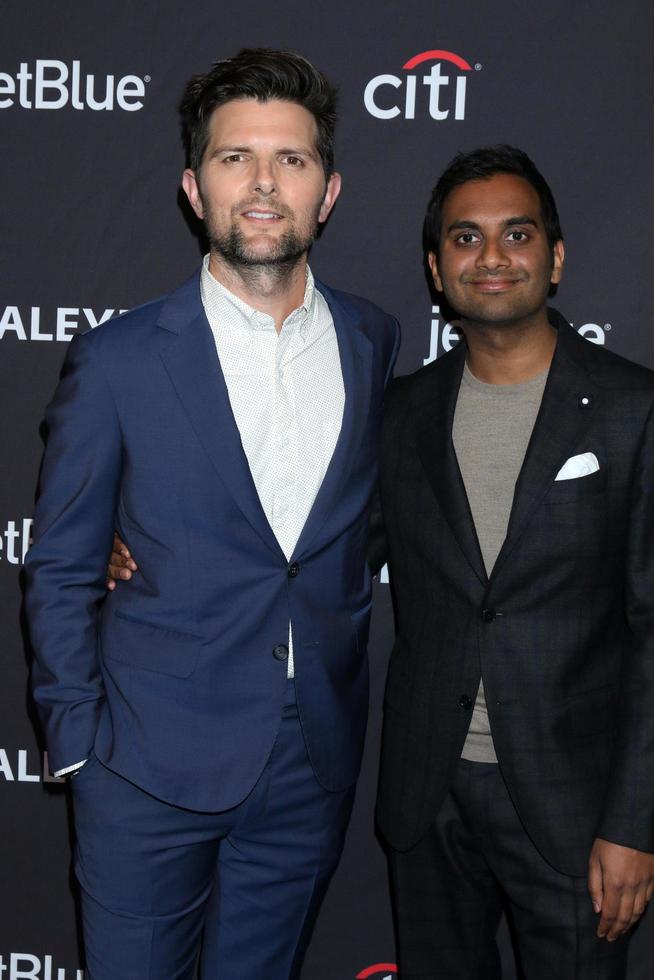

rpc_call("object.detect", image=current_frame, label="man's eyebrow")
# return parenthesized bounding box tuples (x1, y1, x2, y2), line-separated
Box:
(445, 215, 539, 234)
(446, 219, 480, 234)
(209, 145, 252, 156)
(208, 144, 318, 158)
(503, 215, 538, 228)
(277, 146, 319, 158)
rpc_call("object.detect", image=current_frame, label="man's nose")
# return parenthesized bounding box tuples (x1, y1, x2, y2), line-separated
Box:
(251, 159, 277, 196)
(476, 237, 510, 271)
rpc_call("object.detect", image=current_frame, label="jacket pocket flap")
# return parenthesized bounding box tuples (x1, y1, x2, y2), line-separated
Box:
(102, 610, 201, 678)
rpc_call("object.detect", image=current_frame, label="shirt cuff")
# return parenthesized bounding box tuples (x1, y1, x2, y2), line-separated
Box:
(53, 759, 87, 778)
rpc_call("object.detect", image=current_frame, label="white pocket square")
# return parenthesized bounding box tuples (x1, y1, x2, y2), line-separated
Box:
(555, 452, 600, 481)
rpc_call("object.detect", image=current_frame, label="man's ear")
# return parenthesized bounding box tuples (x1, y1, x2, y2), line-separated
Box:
(318, 172, 342, 224)
(550, 239, 565, 285)
(182, 169, 205, 220)
(428, 250, 444, 292)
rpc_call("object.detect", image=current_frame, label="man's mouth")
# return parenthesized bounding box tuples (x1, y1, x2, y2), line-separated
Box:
(466, 277, 523, 291)
(242, 210, 284, 221)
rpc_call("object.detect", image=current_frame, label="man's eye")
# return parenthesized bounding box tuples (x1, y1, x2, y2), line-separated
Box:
(456, 232, 478, 245)
(223, 154, 245, 163)
(507, 230, 528, 242)
(283, 155, 304, 167)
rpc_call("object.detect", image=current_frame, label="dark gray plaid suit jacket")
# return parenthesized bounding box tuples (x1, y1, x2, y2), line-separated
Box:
(373, 309, 654, 875)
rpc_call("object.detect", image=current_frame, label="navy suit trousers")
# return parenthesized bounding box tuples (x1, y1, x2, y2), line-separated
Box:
(70, 681, 354, 980)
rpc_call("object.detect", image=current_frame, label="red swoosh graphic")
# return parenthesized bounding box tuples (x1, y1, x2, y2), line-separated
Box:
(356, 965, 398, 979)
(403, 50, 471, 70)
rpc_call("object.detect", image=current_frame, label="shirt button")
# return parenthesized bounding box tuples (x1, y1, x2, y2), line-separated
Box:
(458, 695, 473, 709)
(288, 562, 300, 578)
(272, 645, 289, 661)
(481, 608, 496, 623)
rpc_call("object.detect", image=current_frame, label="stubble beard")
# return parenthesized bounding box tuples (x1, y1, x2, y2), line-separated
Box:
(205, 198, 323, 289)
(212, 224, 312, 271)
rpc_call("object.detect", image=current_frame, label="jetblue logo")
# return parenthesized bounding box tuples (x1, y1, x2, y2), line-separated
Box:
(0, 61, 148, 111)
(0, 953, 82, 978)
(0, 519, 32, 565)
(0, 953, 84, 980)
(424, 305, 609, 364)
(364, 49, 475, 121)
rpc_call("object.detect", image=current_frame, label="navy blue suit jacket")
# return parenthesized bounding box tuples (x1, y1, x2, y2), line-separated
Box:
(25, 270, 400, 811)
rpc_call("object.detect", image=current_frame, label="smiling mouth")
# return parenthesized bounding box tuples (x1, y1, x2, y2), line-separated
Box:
(242, 210, 284, 221)
(468, 278, 522, 291)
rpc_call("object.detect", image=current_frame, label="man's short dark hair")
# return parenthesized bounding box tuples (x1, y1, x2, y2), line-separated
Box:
(423, 144, 563, 258)
(180, 48, 338, 176)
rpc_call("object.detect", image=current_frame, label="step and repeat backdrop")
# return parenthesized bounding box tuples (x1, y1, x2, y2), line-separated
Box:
(2, 2, 654, 978)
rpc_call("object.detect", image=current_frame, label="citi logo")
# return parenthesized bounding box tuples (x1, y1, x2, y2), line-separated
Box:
(0, 952, 82, 979)
(423, 305, 610, 364)
(0, 61, 148, 111)
(356, 965, 397, 980)
(364, 49, 475, 121)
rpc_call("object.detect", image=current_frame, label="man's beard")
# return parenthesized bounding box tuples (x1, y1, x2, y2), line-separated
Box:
(204, 196, 323, 274)
(208, 223, 316, 270)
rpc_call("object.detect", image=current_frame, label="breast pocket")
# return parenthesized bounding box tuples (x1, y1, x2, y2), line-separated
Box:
(537, 464, 610, 561)
(548, 465, 608, 501)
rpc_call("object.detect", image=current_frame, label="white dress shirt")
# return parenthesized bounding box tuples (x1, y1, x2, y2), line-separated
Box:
(200, 255, 345, 676)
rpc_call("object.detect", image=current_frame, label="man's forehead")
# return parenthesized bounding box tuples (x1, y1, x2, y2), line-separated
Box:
(442, 173, 541, 222)
(207, 97, 318, 142)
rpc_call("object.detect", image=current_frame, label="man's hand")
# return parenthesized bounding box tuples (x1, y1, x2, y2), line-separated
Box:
(106, 534, 137, 591)
(588, 837, 654, 941)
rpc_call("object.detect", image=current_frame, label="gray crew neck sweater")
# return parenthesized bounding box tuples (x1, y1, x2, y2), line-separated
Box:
(453, 362, 548, 764)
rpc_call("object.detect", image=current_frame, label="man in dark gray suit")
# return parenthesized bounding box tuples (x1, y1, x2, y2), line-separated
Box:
(373, 145, 654, 979)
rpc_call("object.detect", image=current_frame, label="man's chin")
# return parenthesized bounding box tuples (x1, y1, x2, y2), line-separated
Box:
(216, 244, 309, 269)
(451, 300, 542, 327)
(233, 249, 305, 268)
(208, 230, 310, 268)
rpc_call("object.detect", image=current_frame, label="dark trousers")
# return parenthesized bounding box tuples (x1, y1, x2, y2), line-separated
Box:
(390, 759, 629, 980)
(70, 681, 354, 980)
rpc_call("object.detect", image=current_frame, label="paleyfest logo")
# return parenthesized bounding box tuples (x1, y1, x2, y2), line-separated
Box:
(364, 49, 479, 121)
(356, 965, 397, 980)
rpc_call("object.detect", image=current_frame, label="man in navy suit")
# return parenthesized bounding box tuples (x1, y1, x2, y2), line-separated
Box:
(25, 49, 399, 979)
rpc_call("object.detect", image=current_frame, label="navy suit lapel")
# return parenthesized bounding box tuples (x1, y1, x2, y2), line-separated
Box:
(416, 343, 488, 586)
(293, 285, 373, 560)
(156, 273, 285, 561)
(490, 318, 599, 581)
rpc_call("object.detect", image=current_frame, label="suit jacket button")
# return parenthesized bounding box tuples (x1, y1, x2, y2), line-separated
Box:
(272, 644, 289, 661)
(482, 608, 496, 623)
(288, 562, 300, 578)
(458, 695, 473, 709)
